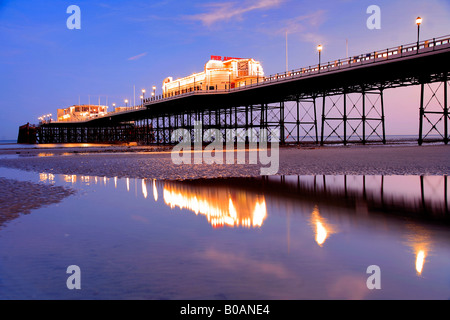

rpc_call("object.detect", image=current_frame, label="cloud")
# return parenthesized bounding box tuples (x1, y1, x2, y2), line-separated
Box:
(199, 248, 293, 279)
(186, 0, 285, 27)
(127, 52, 148, 61)
(272, 10, 326, 36)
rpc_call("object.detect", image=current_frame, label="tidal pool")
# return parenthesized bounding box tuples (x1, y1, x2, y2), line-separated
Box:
(0, 168, 449, 300)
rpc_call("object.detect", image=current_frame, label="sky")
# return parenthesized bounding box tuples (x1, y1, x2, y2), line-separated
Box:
(1, 0, 449, 140)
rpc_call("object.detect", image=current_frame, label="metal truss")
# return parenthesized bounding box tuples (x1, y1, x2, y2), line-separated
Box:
(320, 86, 386, 145)
(419, 73, 449, 145)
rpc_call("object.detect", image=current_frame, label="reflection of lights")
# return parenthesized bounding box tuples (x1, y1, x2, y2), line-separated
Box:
(163, 182, 267, 228)
(142, 179, 148, 199)
(126, 178, 130, 192)
(316, 220, 327, 246)
(153, 180, 158, 201)
(416, 250, 426, 275)
(253, 199, 267, 227)
(310, 206, 335, 247)
(114, 177, 117, 188)
(405, 223, 431, 276)
(38, 153, 55, 157)
(39, 173, 55, 183)
(64, 175, 77, 184)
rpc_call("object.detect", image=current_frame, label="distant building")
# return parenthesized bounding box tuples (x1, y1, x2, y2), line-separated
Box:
(162, 56, 264, 97)
(57, 105, 108, 122)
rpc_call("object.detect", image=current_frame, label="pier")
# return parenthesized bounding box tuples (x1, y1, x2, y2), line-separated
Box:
(23, 35, 450, 146)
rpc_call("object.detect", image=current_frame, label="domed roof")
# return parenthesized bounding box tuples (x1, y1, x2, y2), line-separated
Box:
(205, 60, 224, 70)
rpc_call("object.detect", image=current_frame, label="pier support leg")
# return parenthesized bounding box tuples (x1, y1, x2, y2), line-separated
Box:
(418, 74, 449, 145)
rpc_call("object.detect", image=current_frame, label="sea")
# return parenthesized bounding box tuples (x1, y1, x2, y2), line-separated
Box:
(0, 135, 432, 150)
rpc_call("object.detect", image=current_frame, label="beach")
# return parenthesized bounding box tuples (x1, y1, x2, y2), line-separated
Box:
(0, 144, 448, 180)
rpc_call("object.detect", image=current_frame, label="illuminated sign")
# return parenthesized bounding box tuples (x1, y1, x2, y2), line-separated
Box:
(224, 57, 243, 61)
(210, 55, 244, 61)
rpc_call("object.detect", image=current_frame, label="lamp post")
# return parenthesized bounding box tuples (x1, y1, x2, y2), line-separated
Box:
(125, 99, 128, 108)
(317, 45, 323, 71)
(152, 86, 156, 99)
(416, 17, 422, 52)
(140, 95, 143, 108)
(142, 89, 146, 101)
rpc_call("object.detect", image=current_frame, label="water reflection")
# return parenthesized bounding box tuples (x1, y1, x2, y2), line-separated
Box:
(37, 173, 449, 228)
(153, 179, 158, 202)
(404, 223, 432, 276)
(33, 173, 449, 281)
(163, 181, 267, 228)
(310, 206, 336, 247)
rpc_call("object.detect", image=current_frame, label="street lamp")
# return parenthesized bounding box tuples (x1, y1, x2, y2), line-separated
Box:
(140, 95, 144, 108)
(152, 86, 156, 99)
(416, 17, 422, 52)
(142, 89, 146, 100)
(317, 45, 323, 71)
(125, 99, 128, 107)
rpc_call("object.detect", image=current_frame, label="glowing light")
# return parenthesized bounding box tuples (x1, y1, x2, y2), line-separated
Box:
(310, 206, 334, 247)
(126, 178, 130, 192)
(416, 250, 426, 275)
(153, 180, 158, 201)
(142, 179, 148, 199)
(315, 220, 327, 246)
(162, 182, 267, 228)
(416, 17, 422, 25)
(252, 199, 267, 227)
(64, 175, 77, 184)
(114, 177, 118, 188)
(317, 44, 323, 52)
(404, 223, 431, 277)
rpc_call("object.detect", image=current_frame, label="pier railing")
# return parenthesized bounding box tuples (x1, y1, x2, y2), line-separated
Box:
(142, 34, 450, 102)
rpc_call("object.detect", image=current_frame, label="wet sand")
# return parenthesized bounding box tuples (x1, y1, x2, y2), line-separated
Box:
(0, 177, 75, 228)
(0, 144, 448, 180)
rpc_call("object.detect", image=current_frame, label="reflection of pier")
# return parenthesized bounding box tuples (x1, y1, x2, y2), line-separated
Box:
(163, 181, 267, 228)
(176, 175, 449, 223)
(38, 172, 449, 224)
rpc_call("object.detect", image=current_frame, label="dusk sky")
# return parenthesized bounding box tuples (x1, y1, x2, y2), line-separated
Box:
(1, 0, 449, 140)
